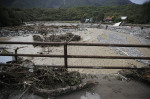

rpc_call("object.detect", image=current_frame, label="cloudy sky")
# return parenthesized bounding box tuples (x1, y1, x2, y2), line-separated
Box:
(130, 0, 150, 4)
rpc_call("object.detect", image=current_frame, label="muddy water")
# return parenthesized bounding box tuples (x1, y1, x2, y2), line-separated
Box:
(57, 91, 101, 99)
(1, 74, 150, 99)
(57, 74, 150, 99)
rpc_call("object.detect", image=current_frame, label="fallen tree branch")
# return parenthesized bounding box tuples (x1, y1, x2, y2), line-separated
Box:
(117, 72, 129, 81)
(17, 85, 31, 99)
(0, 80, 23, 87)
(32, 81, 98, 97)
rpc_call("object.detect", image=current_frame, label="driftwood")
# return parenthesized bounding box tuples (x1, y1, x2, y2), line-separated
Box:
(17, 86, 31, 99)
(119, 68, 150, 83)
(117, 72, 129, 81)
(0, 61, 98, 98)
(32, 81, 98, 97)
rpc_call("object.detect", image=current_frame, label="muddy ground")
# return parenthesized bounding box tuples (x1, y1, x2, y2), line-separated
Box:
(0, 22, 150, 99)
(57, 74, 150, 99)
(1, 23, 150, 74)
(1, 74, 150, 99)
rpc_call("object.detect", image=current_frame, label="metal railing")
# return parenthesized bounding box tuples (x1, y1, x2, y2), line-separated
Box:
(0, 41, 150, 70)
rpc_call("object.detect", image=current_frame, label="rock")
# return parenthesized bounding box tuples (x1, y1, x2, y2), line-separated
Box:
(33, 35, 43, 42)
(21, 59, 35, 69)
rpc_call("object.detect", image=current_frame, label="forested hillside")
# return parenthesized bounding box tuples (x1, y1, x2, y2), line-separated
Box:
(2, 0, 132, 8)
(0, 0, 150, 27)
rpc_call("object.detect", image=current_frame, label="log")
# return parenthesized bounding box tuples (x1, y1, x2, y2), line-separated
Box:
(32, 81, 98, 97)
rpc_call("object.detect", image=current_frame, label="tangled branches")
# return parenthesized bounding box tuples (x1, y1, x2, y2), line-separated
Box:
(0, 60, 97, 97)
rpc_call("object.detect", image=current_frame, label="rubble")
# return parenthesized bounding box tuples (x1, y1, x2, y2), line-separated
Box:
(119, 68, 150, 84)
(0, 60, 97, 98)
(33, 33, 81, 47)
(0, 23, 81, 37)
(47, 33, 81, 42)
(33, 35, 43, 42)
(0, 26, 37, 37)
(101, 24, 150, 40)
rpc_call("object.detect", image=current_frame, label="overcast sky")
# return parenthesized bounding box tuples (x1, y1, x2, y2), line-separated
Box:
(130, 0, 150, 4)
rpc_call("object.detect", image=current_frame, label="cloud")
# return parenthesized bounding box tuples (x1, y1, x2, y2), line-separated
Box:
(130, 0, 150, 4)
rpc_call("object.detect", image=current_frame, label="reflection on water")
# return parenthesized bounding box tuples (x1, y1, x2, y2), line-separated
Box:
(81, 92, 101, 99)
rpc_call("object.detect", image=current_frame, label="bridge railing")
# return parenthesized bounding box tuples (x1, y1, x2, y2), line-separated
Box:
(0, 41, 150, 70)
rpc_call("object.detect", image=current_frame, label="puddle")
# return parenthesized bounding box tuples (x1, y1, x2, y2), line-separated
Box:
(81, 92, 101, 99)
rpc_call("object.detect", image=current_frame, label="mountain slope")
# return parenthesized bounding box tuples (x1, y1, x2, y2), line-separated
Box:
(2, 0, 133, 8)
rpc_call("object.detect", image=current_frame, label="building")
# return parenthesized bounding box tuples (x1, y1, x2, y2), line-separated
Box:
(104, 16, 114, 23)
(121, 16, 128, 20)
(120, 16, 128, 26)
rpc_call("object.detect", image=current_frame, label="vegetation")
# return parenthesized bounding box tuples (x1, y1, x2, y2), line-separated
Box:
(0, 1, 150, 27)
(0, 2, 23, 26)
(2, 0, 132, 8)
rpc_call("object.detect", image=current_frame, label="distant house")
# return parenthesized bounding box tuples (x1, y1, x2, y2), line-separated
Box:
(0, 48, 15, 63)
(121, 16, 128, 20)
(104, 16, 114, 22)
(120, 16, 128, 26)
(85, 19, 90, 23)
(85, 17, 94, 23)
(105, 17, 113, 21)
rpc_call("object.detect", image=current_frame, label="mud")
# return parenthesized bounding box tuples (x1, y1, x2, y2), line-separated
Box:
(0, 22, 150, 99)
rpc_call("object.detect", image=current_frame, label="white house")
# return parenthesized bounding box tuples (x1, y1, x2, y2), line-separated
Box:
(121, 16, 128, 20)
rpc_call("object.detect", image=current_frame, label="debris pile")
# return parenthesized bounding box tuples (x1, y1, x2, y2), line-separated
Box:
(0, 26, 37, 37)
(33, 35, 43, 42)
(0, 60, 97, 97)
(119, 68, 150, 83)
(47, 33, 81, 42)
(33, 33, 81, 47)
(0, 23, 81, 37)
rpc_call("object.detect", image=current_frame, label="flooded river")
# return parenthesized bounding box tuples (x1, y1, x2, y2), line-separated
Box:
(0, 22, 150, 99)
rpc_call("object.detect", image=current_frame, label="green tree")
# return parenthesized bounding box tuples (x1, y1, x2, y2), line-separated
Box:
(141, 1, 150, 23)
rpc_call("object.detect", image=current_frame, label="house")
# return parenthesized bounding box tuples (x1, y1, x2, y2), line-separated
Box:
(120, 16, 128, 26)
(104, 16, 114, 23)
(0, 48, 15, 63)
(85, 19, 90, 23)
(105, 17, 113, 21)
(121, 16, 128, 20)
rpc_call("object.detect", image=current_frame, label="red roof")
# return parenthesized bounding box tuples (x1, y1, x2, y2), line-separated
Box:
(105, 18, 113, 21)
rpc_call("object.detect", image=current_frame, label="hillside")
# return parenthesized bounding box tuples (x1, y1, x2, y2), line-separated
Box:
(2, 0, 133, 8)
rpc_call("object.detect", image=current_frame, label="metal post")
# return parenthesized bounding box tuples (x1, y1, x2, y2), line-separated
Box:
(64, 41, 68, 69)
(15, 48, 18, 62)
